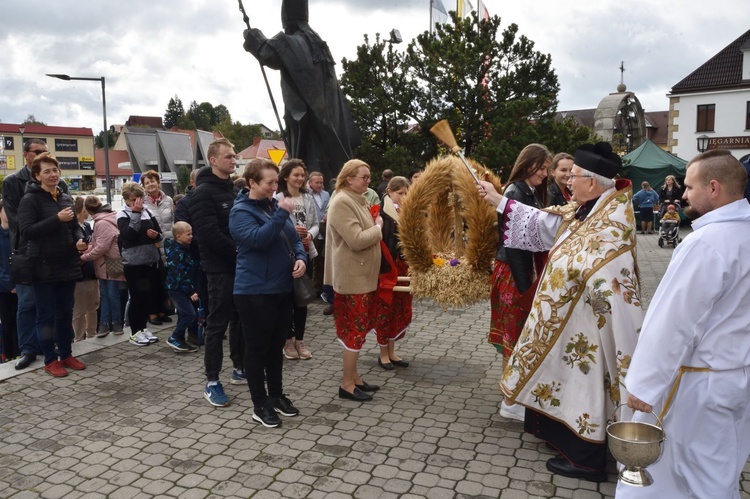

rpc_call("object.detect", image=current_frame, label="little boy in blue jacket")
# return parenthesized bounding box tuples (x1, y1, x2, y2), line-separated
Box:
(165, 222, 200, 353)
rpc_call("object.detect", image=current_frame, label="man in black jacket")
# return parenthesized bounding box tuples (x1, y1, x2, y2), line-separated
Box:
(2, 139, 69, 370)
(174, 167, 206, 347)
(189, 139, 243, 407)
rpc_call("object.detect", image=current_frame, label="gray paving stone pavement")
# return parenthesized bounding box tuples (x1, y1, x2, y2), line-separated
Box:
(2, 227, 749, 498)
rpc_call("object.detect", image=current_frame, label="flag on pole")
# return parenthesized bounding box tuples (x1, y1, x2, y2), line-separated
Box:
(477, 0, 490, 20)
(431, 0, 449, 30)
(464, 0, 474, 17)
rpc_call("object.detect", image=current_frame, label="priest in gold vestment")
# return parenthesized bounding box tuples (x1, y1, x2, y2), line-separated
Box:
(479, 142, 643, 482)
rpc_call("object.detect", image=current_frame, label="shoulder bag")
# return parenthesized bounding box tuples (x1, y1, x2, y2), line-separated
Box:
(9, 232, 34, 286)
(280, 227, 315, 307)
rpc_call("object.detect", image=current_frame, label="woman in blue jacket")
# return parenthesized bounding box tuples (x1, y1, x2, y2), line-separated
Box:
(229, 158, 307, 429)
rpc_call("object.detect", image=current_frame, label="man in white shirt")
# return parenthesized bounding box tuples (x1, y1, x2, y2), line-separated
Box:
(619, 150, 750, 498)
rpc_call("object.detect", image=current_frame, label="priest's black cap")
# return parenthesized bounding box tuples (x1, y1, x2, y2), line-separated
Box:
(574, 142, 622, 179)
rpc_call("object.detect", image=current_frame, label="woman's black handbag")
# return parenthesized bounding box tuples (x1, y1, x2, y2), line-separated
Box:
(9, 251, 34, 286)
(292, 274, 316, 307)
(9, 231, 35, 286)
(280, 230, 316, 307)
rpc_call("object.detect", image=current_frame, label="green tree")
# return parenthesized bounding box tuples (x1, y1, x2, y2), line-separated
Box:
(186, 101, 229, 131)
(213, 120, 262, 153)
(164, 95, 185, 129)
(177, 165, 191, 194)
(186, 101, 210, 130)
(407, 12, 562, 176)
(341, 12, 598, 180)
(213, 105, 231, 125)
(177, 114, 196, 130)
(538, 117, 602, 157)
(22, 114, 46, 125)
(95, 129, 116, 149)
(341, 34, 436, 178)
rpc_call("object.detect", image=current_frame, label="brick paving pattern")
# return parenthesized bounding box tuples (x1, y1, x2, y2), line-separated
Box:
(2, 228, 749, 498)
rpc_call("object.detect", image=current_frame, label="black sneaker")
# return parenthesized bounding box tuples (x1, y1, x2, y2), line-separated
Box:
(253, 403, 282, 428)
(270, 395, 300, 417)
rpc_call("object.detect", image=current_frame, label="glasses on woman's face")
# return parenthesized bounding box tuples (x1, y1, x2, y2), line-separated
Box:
(353, 175, 371, 181)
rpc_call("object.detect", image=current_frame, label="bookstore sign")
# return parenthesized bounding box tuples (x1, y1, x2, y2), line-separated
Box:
(707, 136, 750, 150)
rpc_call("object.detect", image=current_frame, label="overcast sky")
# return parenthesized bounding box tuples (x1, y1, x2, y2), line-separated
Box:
(0, 0, 747, 135)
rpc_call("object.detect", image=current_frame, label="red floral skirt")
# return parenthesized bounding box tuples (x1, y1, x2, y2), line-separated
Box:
(333, 290, 378, 351)
(489, 260, 528, 359)
(375, 259, 412, 346)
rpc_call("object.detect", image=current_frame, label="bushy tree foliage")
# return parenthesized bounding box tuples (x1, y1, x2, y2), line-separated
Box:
(95, 129, 116, 149)
(213, 121, 262, 153)
(164, 95, 185, 129)
(341, 12, 597, 180)
(22, 114, 46, 125)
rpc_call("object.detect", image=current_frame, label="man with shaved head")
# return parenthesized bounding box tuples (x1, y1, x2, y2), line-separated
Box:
(619, 149, 750, 498)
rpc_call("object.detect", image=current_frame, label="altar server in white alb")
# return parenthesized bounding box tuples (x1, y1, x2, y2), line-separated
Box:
(618, 149, 750, 499)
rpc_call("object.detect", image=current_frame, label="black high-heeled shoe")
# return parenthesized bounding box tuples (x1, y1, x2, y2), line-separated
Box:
(378, 357, 394, 371)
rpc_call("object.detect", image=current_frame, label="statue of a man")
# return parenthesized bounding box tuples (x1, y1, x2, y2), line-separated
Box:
(243, 0, 361, 183)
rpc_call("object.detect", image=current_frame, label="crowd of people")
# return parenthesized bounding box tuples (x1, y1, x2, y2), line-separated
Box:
(0, 138, 414, 428)
(3, 135, 750, 496)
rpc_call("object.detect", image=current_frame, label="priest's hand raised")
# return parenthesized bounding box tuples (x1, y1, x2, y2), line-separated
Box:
(477, 180, 503, 207)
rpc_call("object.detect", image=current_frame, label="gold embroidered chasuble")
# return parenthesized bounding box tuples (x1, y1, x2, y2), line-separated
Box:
(500, 179, 643, 443)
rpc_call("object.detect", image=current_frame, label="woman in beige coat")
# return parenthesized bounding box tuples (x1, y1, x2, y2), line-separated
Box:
(325, 159, 383, 402)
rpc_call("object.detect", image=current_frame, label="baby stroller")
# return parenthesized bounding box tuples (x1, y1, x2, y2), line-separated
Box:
(658, 220, 681, 248)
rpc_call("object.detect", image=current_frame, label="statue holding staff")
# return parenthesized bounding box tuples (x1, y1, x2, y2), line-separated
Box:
(242, 0, 360, 183)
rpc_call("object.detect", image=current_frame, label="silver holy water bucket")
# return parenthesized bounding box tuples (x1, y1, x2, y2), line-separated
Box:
(606, 407, 666, 486)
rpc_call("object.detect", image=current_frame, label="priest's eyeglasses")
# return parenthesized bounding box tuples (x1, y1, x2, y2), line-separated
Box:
(568, 174, 594, 180)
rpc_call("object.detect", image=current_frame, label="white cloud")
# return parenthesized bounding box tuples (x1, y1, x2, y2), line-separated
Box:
(0, 0, 746, 134)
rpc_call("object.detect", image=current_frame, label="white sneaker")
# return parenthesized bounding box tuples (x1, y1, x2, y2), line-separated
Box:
(129, 331, 151, 346)
(500, 401, 525, 421)
(141, 329, 158, 344)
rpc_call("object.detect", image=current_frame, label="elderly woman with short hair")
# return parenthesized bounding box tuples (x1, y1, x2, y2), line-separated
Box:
(17, 153, 86, 377)
(325, 159, 383, 402)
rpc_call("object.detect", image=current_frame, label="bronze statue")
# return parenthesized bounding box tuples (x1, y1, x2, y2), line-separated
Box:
(242, 0, 360, 183)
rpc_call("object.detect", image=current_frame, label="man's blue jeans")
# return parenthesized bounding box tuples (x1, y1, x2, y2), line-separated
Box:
(167, 290, 197, 342)
(15, 284, 40, 356)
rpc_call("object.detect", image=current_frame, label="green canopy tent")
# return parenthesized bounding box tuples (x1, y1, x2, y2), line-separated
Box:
(623, 139, 687, 194)
(623, 139, 689, 227)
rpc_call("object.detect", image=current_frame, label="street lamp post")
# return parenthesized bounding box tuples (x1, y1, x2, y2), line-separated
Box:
(46, 73, 111, 204)
(19, 126, 25, 167)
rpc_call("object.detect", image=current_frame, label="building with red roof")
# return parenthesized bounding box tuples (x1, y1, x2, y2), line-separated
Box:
(0, 123, 95, 190)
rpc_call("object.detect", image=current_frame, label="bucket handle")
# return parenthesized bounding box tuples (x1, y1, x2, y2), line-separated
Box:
(610, 403, 663, 428)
